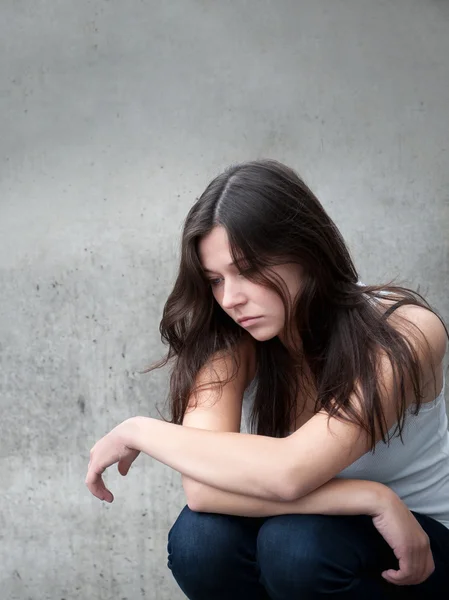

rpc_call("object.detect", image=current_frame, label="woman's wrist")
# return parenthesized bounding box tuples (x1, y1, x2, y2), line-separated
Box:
(367, 481, 399, 516)
(120, 415, 150, 451)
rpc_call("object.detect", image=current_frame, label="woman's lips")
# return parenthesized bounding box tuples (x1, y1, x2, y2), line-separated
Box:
(239, 316, 263, 327)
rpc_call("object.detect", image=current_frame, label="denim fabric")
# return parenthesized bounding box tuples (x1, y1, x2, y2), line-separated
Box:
(167, 506, 449, 599)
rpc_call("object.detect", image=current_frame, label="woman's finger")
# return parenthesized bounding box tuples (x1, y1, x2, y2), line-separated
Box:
(117, 449, 139, 476)
(117, 458, 131, 476)
(382, 568, 412, 585)
(382, 558, 432, 586)
(85, 465, 114, 502)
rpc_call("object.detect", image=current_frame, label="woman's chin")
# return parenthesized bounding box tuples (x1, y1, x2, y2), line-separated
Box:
(249, 328, 279, 342)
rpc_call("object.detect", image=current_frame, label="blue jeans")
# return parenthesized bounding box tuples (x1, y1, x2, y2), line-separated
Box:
(167, 506, 449, 599)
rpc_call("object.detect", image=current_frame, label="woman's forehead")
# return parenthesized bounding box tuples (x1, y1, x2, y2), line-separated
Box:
(198, 227, 241, 268)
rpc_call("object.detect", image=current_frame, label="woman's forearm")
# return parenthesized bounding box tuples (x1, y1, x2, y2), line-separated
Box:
(188, 477, 393, 518)
(127, 416, 291, 501)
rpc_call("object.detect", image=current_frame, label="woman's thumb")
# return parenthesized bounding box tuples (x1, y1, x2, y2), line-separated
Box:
(118, 458, 132, 476)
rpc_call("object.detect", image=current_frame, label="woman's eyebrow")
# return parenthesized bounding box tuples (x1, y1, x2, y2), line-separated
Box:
(202, 261, 236, 273)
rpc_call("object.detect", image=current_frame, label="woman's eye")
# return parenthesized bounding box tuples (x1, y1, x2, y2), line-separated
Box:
(208, 268, 254, 287)
(209, 278, 222, 287)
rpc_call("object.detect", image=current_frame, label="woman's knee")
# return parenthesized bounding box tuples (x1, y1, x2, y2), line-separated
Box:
(257, 514, 332, 589)
(257, 514, 377, 595)
(167, 505, 255, 581)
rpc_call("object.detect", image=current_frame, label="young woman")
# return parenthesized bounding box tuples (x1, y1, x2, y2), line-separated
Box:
(86, 159, 449, 599)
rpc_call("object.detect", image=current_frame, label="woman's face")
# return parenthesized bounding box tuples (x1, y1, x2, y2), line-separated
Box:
(198, 226, 303, 343)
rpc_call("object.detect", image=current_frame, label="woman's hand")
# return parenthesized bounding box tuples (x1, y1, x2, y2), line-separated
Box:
(372, 489, 435, 585)
(85, 419, 140, 503)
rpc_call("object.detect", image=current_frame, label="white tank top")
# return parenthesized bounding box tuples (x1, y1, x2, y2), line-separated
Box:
(241, 288, 449, 529)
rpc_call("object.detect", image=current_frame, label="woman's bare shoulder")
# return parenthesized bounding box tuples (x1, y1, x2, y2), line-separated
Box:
(381, 298, 447, 362)
(379, 298, 447, 400)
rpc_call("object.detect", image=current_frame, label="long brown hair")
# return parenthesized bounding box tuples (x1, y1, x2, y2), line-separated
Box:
(142, 159, 448, 450)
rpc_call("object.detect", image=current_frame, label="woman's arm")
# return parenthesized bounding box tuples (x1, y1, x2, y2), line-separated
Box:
(187, 475, 392, 518)
(86, 418, 435, 588)
(87, 309, 446, 504)
(124, 308, 446, 502)
(129, 417, 290, 501)
(187, 476, 436, 587)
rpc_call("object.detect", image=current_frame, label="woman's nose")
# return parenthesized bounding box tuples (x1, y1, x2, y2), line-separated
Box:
(221, 281, 246, 309)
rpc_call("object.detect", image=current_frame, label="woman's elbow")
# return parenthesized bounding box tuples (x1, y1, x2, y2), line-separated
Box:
(277, 468, 305, 502)
(279, 483, 302, 502)
(182, 477, 206, 512)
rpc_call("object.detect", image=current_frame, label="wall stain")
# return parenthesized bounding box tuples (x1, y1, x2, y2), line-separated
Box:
(77, 395, 86, 414)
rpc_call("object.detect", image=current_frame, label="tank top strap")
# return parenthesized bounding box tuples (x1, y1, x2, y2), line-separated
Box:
(382, 298, 410, 319)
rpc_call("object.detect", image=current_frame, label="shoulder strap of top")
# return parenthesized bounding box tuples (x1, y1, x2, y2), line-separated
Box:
(382, 298, 411, 319)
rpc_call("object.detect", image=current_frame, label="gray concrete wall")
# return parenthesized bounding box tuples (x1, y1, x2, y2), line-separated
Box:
(1, 0, 448, 598)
